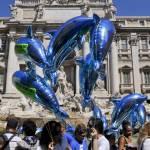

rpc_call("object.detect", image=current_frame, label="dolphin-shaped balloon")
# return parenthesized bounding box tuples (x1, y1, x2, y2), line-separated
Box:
(12, 70, 69, 121)
(76, 54, 100, 108)
(111, 96, 147, 128)
(77, 16, 115, 109)
(45, 15, 97, 86)
(15, 26, 48, 68)
(111, 93, 147, 129)
(90, 17, 116, 63)
(47, 15, 96, 68)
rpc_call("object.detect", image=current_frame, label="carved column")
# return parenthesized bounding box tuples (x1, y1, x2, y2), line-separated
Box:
(129, 33, 141, 93)
(6, 32, 19, 93)
(109, 37, 119, 95)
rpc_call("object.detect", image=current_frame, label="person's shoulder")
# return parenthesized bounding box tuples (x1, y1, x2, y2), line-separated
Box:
(101, 136, 109, 144)
(142, 137, 150, 150)
(12, 135, 22, 141)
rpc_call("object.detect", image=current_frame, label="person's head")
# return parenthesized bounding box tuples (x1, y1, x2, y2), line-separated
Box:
(75, 123, 87, 143)
(87, 117, 96, 129)
(6, 117, 19, 133)
(105, 132, 116, 146)
(23, 119, 37, 136)
(94, 118, 104, 135)
(40, 120, 62, 148)
(122, 120, 132, 137)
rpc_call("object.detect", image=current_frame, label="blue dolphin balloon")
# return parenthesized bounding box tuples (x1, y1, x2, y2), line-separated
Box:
(90, 17, 115, 63)
(15, 26, 48, 68)
(137, 104, 146, 126)
(76, 54, 100, 108)
(12, 70, 69, 121)
(77, 16, 115, 109)
(111, 93, 147, 129)
(93, 104, 103, 119)
(111, 97, 147, 128)
(47, 15, 96, 68)
(45, 15, 96, 86)
(92, 104, 108, 130)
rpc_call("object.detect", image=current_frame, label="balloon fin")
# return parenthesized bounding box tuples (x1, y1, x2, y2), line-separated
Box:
(27, 26, 33, 38)
(46, 29, 57, 37)
(93, 14, 100, 24)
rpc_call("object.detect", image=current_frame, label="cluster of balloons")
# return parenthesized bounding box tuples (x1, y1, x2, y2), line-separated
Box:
(12, 13, 147, 131)
(111, 93, 147, 130)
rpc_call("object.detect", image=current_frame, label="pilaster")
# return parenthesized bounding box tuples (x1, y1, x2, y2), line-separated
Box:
(109, 36, 119, 95)
(129, 33, 141, 93)
(5, 31, 19, 94)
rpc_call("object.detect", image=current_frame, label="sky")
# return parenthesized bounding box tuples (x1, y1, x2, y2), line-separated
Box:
(0, 0, 150, 17)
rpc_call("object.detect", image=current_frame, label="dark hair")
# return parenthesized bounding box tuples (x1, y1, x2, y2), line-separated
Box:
(75, 123, 86, 136)
(39, 121, 62, 148)
(23, 119, 36, 136)
(122, 120, 131, 130)
(6, 117, 19, 130)
(94, 118, 104, 134)
(88, 117, 96, 128)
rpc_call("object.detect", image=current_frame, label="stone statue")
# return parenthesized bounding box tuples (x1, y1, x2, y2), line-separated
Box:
(10, 5, 18, 19)
(95, 78, 105, 90)
(57, 66, 68, 95)
(35, 4, 44, 19)
(56, 66, 74, 104)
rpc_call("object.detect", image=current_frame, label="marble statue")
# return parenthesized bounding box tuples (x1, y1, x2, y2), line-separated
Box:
(10, 5, 18, 19)
(95, 78, 105, 90)
(56, 66, 74, 104)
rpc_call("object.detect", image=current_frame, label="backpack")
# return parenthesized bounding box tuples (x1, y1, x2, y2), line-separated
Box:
(1, 134, 15, 149)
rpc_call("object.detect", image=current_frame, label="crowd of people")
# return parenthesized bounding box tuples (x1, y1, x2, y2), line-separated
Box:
(0, 116, 149, 150)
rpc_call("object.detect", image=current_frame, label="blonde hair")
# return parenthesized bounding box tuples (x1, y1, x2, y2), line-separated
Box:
(137, 122, 150, 146)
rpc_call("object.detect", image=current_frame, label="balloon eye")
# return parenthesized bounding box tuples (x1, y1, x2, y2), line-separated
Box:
(15, 44, 28, 54)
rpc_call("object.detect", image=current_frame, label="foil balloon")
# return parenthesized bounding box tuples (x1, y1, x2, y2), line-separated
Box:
(111, 93, 147, 129)
(15, 26, 48, 68)
(101, 115, 108, 130)
(111, 98, 121, 124)
(76, 54, 99, 108)
(12, 70, 69, 121)
(128, 111, 138, 128)
(47, 15, 96, 69)
(45, 15, 97, 86)
(93, 105, 103, 119)
(90, 16, 116, 63)
(137, 104, 146, 126)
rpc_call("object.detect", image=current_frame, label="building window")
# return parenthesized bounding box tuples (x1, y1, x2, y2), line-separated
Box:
(141, 38, 148, 49)
(0, 37, 6, 52)
(123, 71, 131, 84)
(139, 20, 144, 26)
(121, 38, 128, 50)
(0, 74, 4, 85)
(144, 71, 150, 84)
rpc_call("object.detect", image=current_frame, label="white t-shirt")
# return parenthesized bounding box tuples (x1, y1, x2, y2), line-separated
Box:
(97, 135, 110, 150)
(140, 138, 150, 150)
(79, 144, 84, 150)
